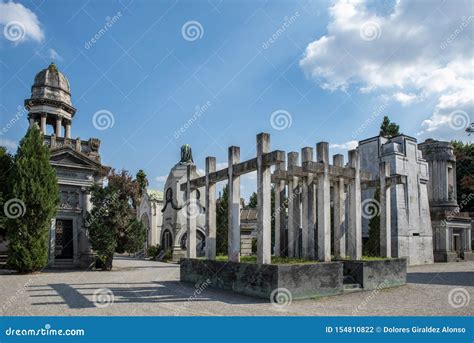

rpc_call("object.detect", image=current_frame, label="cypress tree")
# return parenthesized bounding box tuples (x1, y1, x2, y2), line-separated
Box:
(364, 188, 380, 257)
(7, 126, 59, 272)
(0, 147, 13, 239)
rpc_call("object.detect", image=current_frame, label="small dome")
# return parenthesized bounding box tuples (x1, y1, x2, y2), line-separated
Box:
(31, 63, 72, 106)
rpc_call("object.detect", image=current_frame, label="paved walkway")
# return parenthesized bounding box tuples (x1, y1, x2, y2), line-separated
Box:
(1, 257, 472, 316)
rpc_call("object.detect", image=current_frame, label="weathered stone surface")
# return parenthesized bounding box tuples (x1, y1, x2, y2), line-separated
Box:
(180, 258, 343, 300)
(342, 258, 407, 290)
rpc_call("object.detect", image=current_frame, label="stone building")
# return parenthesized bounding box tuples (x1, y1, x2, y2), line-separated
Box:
(137, 189, 164, 249)
(26, 63, 109, 269)
(359, 135, 434, 265)
(240, 208, 257, 256)
(418, 139, 473, 261)
(161, 145, 206, 260)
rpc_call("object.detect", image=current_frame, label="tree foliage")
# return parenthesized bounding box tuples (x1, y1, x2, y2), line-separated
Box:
(216, 184, 229, 255)
(6, 126, 59, 272)
(0, 147, 13, 238)
(87, 169, 147, 270)
(247, 192, 257, 208)
(135, 169, 149, 198)
(451, 140, 474, 212)
(363, 188, 380, 257)
(379, 116, 400, 138)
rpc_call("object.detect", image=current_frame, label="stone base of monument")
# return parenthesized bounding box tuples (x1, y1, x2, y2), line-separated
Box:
(342, 258, 407, 291)
(180, 258, 343, 300)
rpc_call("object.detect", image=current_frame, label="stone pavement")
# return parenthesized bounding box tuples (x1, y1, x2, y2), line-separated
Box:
(0, 257, 472, 316)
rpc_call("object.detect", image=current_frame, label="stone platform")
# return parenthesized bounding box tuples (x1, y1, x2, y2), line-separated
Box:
(180, 258, 343, 300)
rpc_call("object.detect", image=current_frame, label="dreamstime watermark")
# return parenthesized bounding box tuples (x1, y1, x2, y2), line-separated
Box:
(84, 192, 119, 228)
(2, 279, 33, 312)
(352, 279, 389, 314)
(361, 198, 380, 220)
(3, 21, 25, 42)
(441, 193, 473, 227)
(181, 20, 204, 42)
(270, 109, 292, 131)
(0, 103, 30, 136)
(174, 101, 211, 139)
(270, 287, 292, 309)
(262, 11, 300, 50)
(448, 287, 470, 308)
(440, 16, 474, 50)
(352, 101, 388, 139)
(84, 12, 123, 49)
(3, 198, 26, 219)
(183, 198, 201, 220)
(93, 288, 115, 308)
(448, 110, 470, 131)
(359, 21, 381, 41)
(173, 279, 212, 315)
(92, 109, 115, 130)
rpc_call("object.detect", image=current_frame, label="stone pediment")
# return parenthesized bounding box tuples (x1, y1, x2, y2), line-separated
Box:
(50, 147, 103, 171)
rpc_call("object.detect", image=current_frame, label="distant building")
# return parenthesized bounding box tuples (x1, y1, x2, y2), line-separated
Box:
(138, 189, 164, 249)
(418, 139, 473, 261)
(359, 135, 434, 265)
(240, 208, 257, 256)
(26, 63, 109, 269)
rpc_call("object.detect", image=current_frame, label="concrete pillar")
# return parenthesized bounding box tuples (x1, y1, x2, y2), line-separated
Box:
(317, 142, 331, 262)
(287, 152, 299, 258)
(274, 161, 286, 257)
(40, 114, 47, 134)
(333, 154, 346, 259)
(186, 165, 197, 259)
(380, 161, 391, 258)
(55, 117, 62, 137)
(228, 146, 241, 262)
(348, 149, 362, 260)
(65, 123, 71, 139)
(301, 147, 314, 259)
(205, 157, 217, 260)
(257, 133, 271, 264)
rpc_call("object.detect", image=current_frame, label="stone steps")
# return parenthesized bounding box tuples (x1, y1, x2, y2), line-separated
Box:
(342, 275, 363, 293)
(0, 254, 7, 269)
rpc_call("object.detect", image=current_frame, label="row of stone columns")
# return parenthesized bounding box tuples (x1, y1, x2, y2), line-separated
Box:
(30, 114, 71, 138)
(185, 133, 391, 264)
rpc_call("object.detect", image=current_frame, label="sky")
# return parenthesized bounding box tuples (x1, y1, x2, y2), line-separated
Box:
(0, 0, 472, 200)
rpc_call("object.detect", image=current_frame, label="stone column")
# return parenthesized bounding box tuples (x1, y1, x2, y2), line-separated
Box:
(55, 117, 62, 137)
(348, 149, 362, 260)
(379, 161, 391, 258)
(228, 146, 241, 262)
(301, 147, 314, 259)
(205, 157, 217, 260)
(287, 152, 299, 258)
(333, 154, 346, 259)
(186, 165, 197, 259)
(257, 133, 271, 264)
(317, 142, 331, 262)
(274, 161, 286, 257)
(40, 114, 47, 134)
(65, 123, 71, 139)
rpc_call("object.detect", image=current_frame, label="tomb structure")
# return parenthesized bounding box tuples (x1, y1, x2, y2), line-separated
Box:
(418, 139, 473, 261)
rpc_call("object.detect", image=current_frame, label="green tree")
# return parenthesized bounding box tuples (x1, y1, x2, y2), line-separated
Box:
(0, 147, 13, 239)
(379, 116, 400, 138)
(363, 188, 380, 257)
(7, 126, 59, 272)
(216, 184, 229, 255)
(135, 169, 149, 198)
(451, 141, 474, 212)
(124, 219, 147, 254)
(247, 192, 257, 208)
(87, 185, 118, 270)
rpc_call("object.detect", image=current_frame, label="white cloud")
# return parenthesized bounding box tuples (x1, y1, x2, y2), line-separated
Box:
(330, 140, 358, 150)
(0, 138, 18, 152)
(300, 0, 473, 138)
(46, 48, 63, 61)
(0, 1, 44, 43)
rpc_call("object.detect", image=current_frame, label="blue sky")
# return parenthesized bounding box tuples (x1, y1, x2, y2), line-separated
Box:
(0, 0, 472, 199)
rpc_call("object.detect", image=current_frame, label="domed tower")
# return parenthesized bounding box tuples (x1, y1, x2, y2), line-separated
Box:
(22, 64, 110, 269)
(25, 63, 76, 138)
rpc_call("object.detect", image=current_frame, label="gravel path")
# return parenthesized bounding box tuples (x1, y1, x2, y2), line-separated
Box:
(1, 257, 472, 316)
